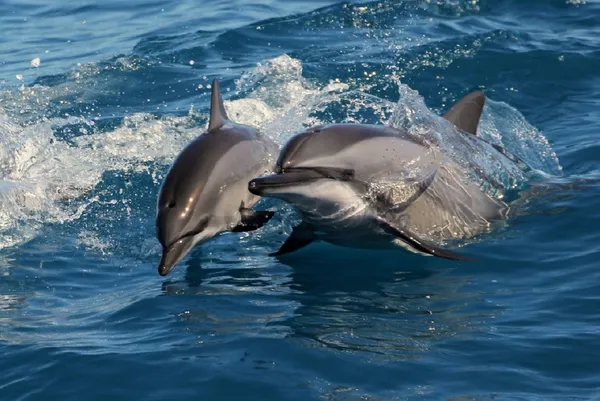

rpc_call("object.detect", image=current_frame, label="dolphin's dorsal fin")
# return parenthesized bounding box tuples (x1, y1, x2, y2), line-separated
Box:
(443, 91, 485, 136)
(208, 78, 230, 131)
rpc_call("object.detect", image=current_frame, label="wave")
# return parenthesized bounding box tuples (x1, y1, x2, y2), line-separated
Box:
(0, 49, 563, 255)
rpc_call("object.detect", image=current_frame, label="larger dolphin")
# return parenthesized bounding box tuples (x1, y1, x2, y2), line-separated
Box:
(155, 79, 278, 276)
(248, 92, 508, 260)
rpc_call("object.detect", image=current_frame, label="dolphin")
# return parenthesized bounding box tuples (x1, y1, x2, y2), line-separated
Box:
(248, 91, 509, 260)
(155, 79, 278, 276)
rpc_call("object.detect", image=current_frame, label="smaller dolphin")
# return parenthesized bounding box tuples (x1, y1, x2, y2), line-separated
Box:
(155, 79, 278, 276)
(248, 91, 509, 260)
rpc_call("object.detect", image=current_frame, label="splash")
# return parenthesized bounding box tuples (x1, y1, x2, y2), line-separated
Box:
(0, 53, 561, 253)
(230, 54, 397, 141)
(0, 109, 202, 249)
(388, 81, 562, 200)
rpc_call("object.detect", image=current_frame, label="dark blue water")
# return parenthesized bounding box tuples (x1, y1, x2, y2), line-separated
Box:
(1, 0, 600, 399)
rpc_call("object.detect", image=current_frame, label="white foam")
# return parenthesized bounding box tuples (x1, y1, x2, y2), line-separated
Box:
(388, 81, 562, 197)
(0, 109, 202, 249)
(0, 53, 562, 252)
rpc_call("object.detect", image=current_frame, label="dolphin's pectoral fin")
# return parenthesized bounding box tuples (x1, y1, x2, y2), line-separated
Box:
(443, 91, 485, 136)
(232, 208, 275, 232)
(269, 222, 315, 257)
(490, 143, 531, 171)
(373, 167, 438, 213)
(375, 217, 475, 261)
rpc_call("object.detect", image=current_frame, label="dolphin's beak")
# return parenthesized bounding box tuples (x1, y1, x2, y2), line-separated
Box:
(249, 170, 324, 196)
(158, 236, 195, 276)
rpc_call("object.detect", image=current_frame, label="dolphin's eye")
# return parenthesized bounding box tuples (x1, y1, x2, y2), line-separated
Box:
(167, 201, 176, 209)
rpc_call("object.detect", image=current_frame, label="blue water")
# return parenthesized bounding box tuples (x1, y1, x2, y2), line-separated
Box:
(1, 0, 600, 399)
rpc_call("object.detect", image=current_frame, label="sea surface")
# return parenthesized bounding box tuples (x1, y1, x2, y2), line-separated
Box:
(1, 0, 599, 400)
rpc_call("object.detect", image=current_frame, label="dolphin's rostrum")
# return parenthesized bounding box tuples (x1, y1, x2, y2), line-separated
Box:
(248, 91, 509, 260)
(155, 79, 278, 276)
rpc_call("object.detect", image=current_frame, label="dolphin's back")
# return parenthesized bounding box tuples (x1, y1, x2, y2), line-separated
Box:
(159, 125, 271, 207)
(156, 124, 276, 246)
(200, 127, 277, 214)
(280, 124, 439, 180)
(399, 161, 508, 241)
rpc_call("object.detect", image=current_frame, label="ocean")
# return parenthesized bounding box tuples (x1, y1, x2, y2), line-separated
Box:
(1, 0, 599, 400)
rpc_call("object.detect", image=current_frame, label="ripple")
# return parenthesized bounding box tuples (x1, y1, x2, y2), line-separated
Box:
(1, 0, 600, 399)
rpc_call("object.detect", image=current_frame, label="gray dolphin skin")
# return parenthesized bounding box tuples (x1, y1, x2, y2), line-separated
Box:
(155, 79, 278, 276)
(248, 91, 508, 260)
